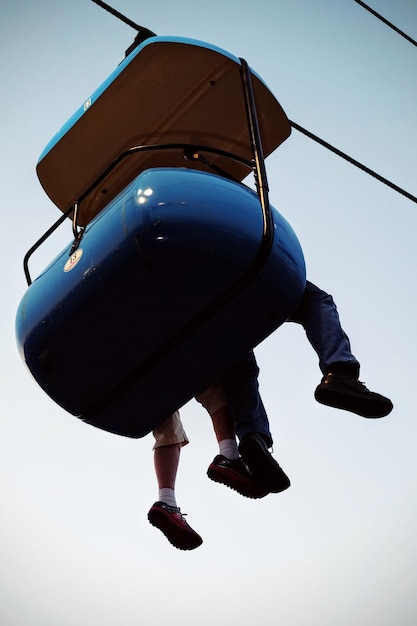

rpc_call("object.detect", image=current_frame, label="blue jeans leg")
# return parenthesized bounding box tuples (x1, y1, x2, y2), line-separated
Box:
(221, 282, 359, 445)
(288, 281, 359, 375)
(220, 352, 273, 447)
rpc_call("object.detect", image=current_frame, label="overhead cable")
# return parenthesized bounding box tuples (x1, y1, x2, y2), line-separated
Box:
(91, 0, 155, 38)
(90, 0, 416, 205)
(354, 0, 417, 47)
(290, 121, 417, 204)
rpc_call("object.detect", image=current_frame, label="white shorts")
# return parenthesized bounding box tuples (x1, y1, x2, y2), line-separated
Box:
(153, 411, 189, 448)
(152, 381, 227, 448)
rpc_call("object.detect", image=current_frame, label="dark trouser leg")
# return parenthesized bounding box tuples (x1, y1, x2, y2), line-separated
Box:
(220, 353, 290, 492)
(220, 351, 273, 447)
(288, 281, 360, 375)
(292, 282, 392, 417)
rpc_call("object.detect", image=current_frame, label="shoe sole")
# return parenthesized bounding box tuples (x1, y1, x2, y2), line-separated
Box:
(207, 465, 268, 499)
(314, 387, 393, 418)
(239, 437, 291, 493)
(148, 510, 202, 551)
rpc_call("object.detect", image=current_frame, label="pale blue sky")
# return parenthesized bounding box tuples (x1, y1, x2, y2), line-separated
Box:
(1, 1, 416, 625)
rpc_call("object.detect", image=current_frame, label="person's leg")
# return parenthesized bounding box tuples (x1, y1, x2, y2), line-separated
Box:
(217, 355, 291, 493)
(219, 352, 273, 445)
(288, 281, 359, 375)
(197, 381, 239, 458)
(153, 443, 181, 507)
(290, 281, 393, 417)
(195, 385, 269, 498)
(148, 412, 202, 550)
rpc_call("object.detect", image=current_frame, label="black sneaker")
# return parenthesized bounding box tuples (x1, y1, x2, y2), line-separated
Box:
(238, 432, 291, 493)
(314, 372, 393, 418)
(207, 454, 269, 499)
(147, 501, 203, 550)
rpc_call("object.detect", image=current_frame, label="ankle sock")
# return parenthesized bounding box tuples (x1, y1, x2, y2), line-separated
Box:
(219, 438, 239, 460)
(158, 488, 177, 508)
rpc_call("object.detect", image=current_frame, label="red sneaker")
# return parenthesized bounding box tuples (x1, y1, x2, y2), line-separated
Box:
(147, 502, 203, 550)
(207, 454, 269, 499)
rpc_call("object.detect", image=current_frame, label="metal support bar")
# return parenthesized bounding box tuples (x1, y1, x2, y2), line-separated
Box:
(22, 144, 252, 285)
(23, 207, 74, 286)
(22, 64, 273, 287)
(239, 57, 274, 255)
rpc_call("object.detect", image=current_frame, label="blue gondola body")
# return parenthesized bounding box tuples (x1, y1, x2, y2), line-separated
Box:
(16, 36, 306, 437)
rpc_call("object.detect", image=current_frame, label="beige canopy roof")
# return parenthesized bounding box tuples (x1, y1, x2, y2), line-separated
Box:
(37, 36, 291, 226)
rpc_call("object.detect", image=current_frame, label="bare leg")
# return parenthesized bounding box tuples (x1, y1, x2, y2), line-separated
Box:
(198, 375, 289, 495)
(154, 443, 181, 491)
(206, 406, 269, 499)
(209, 406, 240, 459)
(148, 442, 202, 550)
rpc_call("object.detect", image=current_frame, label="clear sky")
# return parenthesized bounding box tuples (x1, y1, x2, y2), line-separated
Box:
(1, 1, 416, 625)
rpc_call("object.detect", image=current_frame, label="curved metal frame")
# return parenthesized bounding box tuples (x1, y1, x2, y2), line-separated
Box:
(23, 58, 271, 286)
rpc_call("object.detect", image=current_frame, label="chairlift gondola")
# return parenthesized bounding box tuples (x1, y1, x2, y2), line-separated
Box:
(16, 36, 306, 437)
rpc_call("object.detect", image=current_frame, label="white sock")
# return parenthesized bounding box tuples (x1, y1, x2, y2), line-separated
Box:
(159, 488, 177, 508)
(219, 438, 239, 460)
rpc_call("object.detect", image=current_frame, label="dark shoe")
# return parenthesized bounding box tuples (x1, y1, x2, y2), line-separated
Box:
(238, 432, 291, 493)
(147, 501, 203, 550)
(314, 372, 393, 418)
(207, 454, 269, 499)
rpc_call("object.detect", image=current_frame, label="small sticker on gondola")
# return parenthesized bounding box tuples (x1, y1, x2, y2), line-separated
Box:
(64, 249, 83, 272)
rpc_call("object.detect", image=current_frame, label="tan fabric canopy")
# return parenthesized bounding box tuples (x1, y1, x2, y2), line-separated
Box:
(37, 37, 291, 226)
